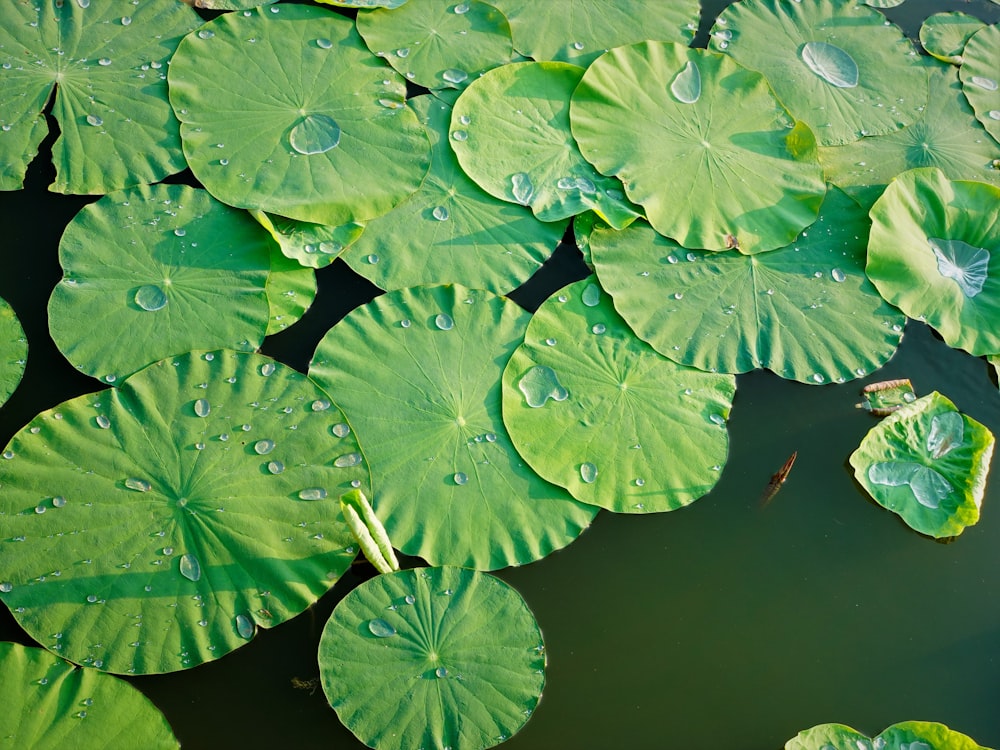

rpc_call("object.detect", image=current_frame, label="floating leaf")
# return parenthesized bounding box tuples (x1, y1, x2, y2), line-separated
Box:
(571, 43, 825, 252)
(919, 12, 986, 64)
(502, 277, 734, 513)
(0, 296, 26, 409)
(959, 23, 1000, 145)
(309, 285, 597, 570)
(856, 378, 917, 416)
(251, 211, 364, 270)
(265, 249, 317, 337)
(318, 566, 544, 750)
(316, 0, 409, 7)
(0, 350, 368, 674)
(867, 167, 1000, 356)
(787, 721, 991, 749)
(0, 642, 179, 749)
(849, 392, 995, 538)
(168, 4, 430, 226)
(0, 0, 200, 193)
(47, 184, 273, 383)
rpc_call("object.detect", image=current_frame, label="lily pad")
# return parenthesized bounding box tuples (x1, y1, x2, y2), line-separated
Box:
(251, 210, 365, 270)
(0, 296, 27, 409)
(591, 187, 904, 383)
(451, 61, 642, 228)
(489, 0, 700, 66)
(0, 642, 179, 749)
(709, 0, 929, 146)
(856, 378, 917, 416)
(959, 23, 1000, 145)
(317, 0, 409, 7)
(345, 96, 564, 294)
(867, 167, 1000, 356)
(309, 284, 598, 570)
(265, 250, 317, 337)
(786, 720, 991, 750)
(0, 350, 368, 674)
(319, 566, 544, 750)
(919, 12, 986, 64)
(849, 392, 995, 538)
(0, 0, 200, 193)
(168, 4, 430, 226)
(48, 184, 273, 383)
(356, 0, 515, 91)
(501, 277, 734, 513)
(571, 43, 825, 252)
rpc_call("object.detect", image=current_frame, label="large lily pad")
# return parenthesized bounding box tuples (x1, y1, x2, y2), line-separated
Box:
(0, 642, 178, 749)
(919, 12, 987, 65)
(709, 0, 929, 146)
(502, 277, 734, 513)
(959, 23, 1000, 145)
(0, 296, 27, 409)
(571, 43, 826, 252)
(786, 720, 991, 750)
(309, 284, 598, 570)
(592, 187, 904, 383)
(48, 184, 273, 383)
(849, 392, 995, 538)
(867, 167, 1000, 356)
(0, 0, 200, 193)
(167, 4, 430, 226)
(345, 96, 564, 294)
(319, 566, 545, 750)
(0, 350, 368, 674)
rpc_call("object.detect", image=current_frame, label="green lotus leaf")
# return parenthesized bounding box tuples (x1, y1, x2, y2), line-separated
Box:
(867, 167, 1000, 356)
(0, 642, 178, 749)
(571, 42, 825, 252)
(0, 350, 368, 674)
(488, 0, 700, 66)
(848, 391, 995, 538)
(786, 720, 992, 750)
(450, 61, 643, 228)
(265, 249, 317, 337)
(182, 0, 277, 9)
(345, 96, 564, 294)
(0, 0, 200, 193)
(784, 723, 868, 750)
(316, 0, 409, 8)
(0, 296, 27, 409)
(47, 184, 273, 383)
(168, 4, 430, 226)
(592, 187, 903, 383)
(919, 12, 986, 64)
(501, 277, 734, 513)
(819, 65, 1000, 211)
(958, 24, 1000, 145)
(309, 284, 598, 570)
(319, 566, 544, 750)
(709, 0, 929, 146)
(251, 210, 365, 270)
(356, 0, 514, 91)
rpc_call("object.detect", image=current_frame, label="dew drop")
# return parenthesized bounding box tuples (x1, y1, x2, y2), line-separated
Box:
(197, 29, 215, 40)
(453, 2, 470, 12)
(311, 399, 331, 412)
(298, 487, 327, 500)
(332, 423, 351, 438)
(432, 205, 450, 221)
(124, 477, 150, 492)
(260, 362, 276, 376)
(267, 460, 285, 475)
(518, 365, 569, 408)
(34, 504, 46, 514)
(669, 60, 701, 104)
(435, 666, 448, 678)
(510, 172, 534, 205)
(121, 15, 131, 25)
(52, 496, 67, 508)
(235, 613, 255, 639)
(709, 413, 726, 426)
(0, 582, 11, 593)
(580, 462, 597, 484)
(366, 253, 380, 264)
(970, 76, 998, 91)
(253, 439, 275, 455)
(96, 415, 110, 429)
(86, 594, 98, 603)
(831, 268, 846, 282)
(544, 337, 556, 346)
(634, 478, 646, 487)
(591, 323, 607, 335)
(442, 68, 468, 84)
(581, 283, 601, 307)
(193, 398, 211, 418)
(179, 553, 201, 582)
(451, 129, 468, 141)
(334, 453, 363, 468)
(315, 37, 333, 49)
(800, 41, 859, 88)
(453, 472, 468, 485)
(98, 57, 111, 66)
(86, 114, 103, 127)
(289, 114, 341, 155)
(134, 285, 167, 312)
(434, 313, 454, 330)
(369, 618, 397, 637)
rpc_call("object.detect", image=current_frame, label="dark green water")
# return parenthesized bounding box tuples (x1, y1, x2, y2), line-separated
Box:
(1, 1, 999, 748)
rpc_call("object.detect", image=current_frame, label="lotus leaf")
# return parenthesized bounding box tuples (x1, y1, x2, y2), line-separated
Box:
(501, 277, 734, 513)
(0, 350, 368, 674)
(0, 0, 200, 193)
(571, 42, 826, 252)
(786, 720, 992, 750)
(182, 0, 277, 9)
(318, 566, 544, 750)
(168, 4, 430, 226)
(919, 12, 986, 64)
(856, 378, 917, 416)
(251, 210, 365, 270)
(849, 391, 995, 538)
(316, 0, 409, 8)
(0, 642, 179, 749)
(592, 187, 904, 383)
(356, 0, 515, 91)
(710, 0, 929, 146)
(958, 23, 1000, 144)
(867, 167, 1000, 356)
(345, 96, 564, 294)
(489, 0, 700, 66)
(309, 284, 598, 570)
(819, 65, 1000, 210)
(0, 296, 27, 409)
(48, 184, 273, 383)
(265, 249, 317, 337)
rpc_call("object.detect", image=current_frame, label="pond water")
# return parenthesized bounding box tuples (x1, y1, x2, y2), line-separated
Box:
(0, 0, 998, 748)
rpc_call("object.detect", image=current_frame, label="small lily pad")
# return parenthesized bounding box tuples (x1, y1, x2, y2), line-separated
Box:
(856, 378, 917, 416)
(849, 392, 995, 538)
(919, 12, 986, 64)
(0, 296, 27, 409)
(318, 566, 545, 750)
(786, 720, 992, 750)
(251, 211, 365, 270)
(958, 23, 1000, 145)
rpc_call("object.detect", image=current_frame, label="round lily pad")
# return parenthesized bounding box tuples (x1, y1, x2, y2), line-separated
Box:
(786, 721, 991, 750)
(0, 642, 179, 749)
(591, 187, 904, 383)
(571, 42, 826, 252)
(849, 391, 995, 538)
(0, 0, 200, 193)
(710, 0, 929, 146)
(319, 566, 544, 750)
(309, 284, 598, 570)
(0, 296, 27, 409)
(345, 96, 564, 294)
(958, 23, 1000, 145)
(168, 4, 430, 226)
(265, 250, 317, 337)
(0, 350, 368, 674)
(48, 184, 273, 383)
(502, 277, 735, 513)
(919, 12, 986, 64)
(451, 61, 642, 229)
(867, 167, 1000, 356)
